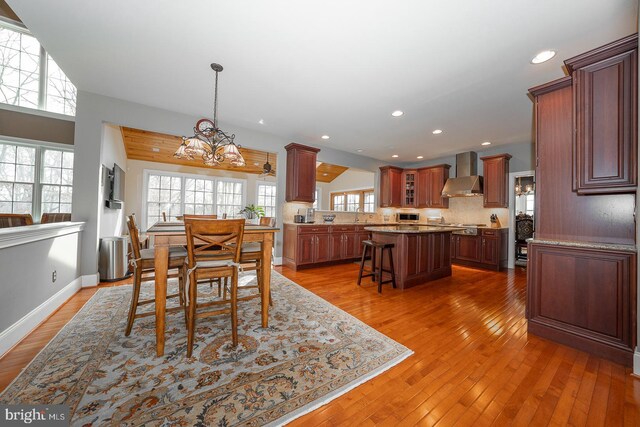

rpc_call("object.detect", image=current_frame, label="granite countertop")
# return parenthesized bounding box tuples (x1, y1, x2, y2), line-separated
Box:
(528, 238, 637, 253)
(284, 222, 400, 226)
(364, 225, 465, 234)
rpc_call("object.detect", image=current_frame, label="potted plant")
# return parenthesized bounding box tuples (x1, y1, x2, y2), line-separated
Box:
(239, 204, 265, 220)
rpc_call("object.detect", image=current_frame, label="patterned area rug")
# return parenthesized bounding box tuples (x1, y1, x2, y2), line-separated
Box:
(0, 271, 412, 426)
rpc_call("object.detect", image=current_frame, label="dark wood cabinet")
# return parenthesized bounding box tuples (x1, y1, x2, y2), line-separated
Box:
(402, 170, 417, 207)
(379, 166, 403, 207)
(527, 242, 636, 366)
(480, 237, 498, 265)
(565, 34, 637, 194)
(450, 228, 508, 271)
(416, 165, 450, 208)
(285, 143, 320, 202)
(480, 154, 511, 208)
(297, 234, 316, 265)
(453, 234, 480, 263)
(315, 233, 331, 263)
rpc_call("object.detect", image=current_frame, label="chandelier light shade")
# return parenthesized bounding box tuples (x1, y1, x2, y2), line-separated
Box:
(515, 177, 535, 197)
(174, 63, 246, 167)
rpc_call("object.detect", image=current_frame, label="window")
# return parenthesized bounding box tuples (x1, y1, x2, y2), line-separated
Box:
(184, 178, 214, 215)
(525, 194, 534, 216)
(0, 22, 76, 115)
(332, 194, 345, 211)
(146, 173, 182, 225)
(216, 180, 244, 219)
(346, 193, 360, 212)
(40, 148, 73, 214)
(363, 191, 375, 212)
(257, 182, 277, 217)
(0, 141, 73, 219)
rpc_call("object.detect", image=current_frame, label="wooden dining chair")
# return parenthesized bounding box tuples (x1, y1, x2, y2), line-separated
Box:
(259, 216, 276, 227)
(182, 214, 218, 220)
(0, 214, 33, 228)
(184, 218, 245, 357)
(40, 213, 71, 223)
(124, 215, 188, 336)
(162, 212, 167, 222)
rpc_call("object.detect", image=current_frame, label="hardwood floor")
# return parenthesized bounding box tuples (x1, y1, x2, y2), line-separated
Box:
(0, 264, 638, 426)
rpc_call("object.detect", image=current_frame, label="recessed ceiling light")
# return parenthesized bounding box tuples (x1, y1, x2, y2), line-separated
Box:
(392, 154, 399, 158)
(391, 110, 404, 117)
(152, 147, 160, 153)
(417, 156, 424, 159)
(323, 173, 328, 176)
(432, 129, 443, 135)
(253, 162, 260, 166)
(321, 135, 330, 140)
(258, 119, 265, 125)
(531, 50, 556, 64)
(482, 141, 491, 146)
(356, 149, 363, 153)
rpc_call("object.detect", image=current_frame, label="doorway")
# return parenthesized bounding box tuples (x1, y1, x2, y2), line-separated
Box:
(507, 170, 535, 269)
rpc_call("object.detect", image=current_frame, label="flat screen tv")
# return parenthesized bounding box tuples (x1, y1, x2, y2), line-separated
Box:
(106, 163, 125, 209)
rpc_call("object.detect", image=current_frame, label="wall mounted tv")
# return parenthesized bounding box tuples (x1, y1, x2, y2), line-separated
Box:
(105, 163, 125, 209)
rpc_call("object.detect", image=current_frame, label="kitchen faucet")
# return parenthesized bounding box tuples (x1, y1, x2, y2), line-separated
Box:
(354, 207, 364, 223)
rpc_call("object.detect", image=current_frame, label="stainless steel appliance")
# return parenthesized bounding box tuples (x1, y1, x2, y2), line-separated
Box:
(98, 237, 130, 281)
(397, 213, 419, 223)
(441, 152, 484, 197)
(304, 208, 315, 223)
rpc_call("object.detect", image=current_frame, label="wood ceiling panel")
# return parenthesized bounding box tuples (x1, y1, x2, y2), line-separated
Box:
(316, 162, 349, 183)
(120, 127, 276, 175)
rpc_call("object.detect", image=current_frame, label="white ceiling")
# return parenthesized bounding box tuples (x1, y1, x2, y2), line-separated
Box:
(7, 0, 638, 161)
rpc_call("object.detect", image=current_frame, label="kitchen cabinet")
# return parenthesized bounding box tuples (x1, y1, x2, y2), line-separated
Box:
(379, 166, 403, 207)
(527, 242, 636, 366)
(402, 170, 417, 207)
(565, 34, 637, 194)
(480, 154, 511, 208)
(417, 165, 450, 208)
(450, 228, 507, 271)
(285, 143, 320, 202)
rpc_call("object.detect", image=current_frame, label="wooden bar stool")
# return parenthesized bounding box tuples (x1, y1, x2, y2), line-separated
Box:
(357, 240, 397, 293)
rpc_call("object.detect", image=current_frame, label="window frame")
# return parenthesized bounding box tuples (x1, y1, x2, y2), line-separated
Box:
(330, 188, 374, 212)
(0, 18, 76, 118)
(256, 181, 277, 218)
(0, 136, 74, 221)
(141, 169, 247, 230)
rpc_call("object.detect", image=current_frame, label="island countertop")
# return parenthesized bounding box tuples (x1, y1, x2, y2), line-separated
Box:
(364, 225, 464, 234)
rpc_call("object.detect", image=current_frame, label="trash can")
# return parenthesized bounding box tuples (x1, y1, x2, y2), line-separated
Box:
(98, 237, 130, 282)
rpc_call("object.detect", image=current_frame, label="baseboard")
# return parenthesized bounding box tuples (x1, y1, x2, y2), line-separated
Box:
(0, 277, 82, 357)
(273, 256, 283, 266)
(81, 273, 99, 288)
(634, 349, 640, 376)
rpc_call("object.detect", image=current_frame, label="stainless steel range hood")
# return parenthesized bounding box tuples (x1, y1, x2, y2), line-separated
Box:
(441, 152, 484, 197)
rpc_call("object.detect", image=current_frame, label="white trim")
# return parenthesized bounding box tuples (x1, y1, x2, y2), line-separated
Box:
(0, 101, 75, 122)
(81, 273, 99, 288)
(0, 222, 84, 250)
(634, 348, 640, 376)
(0, 134, 74, 151)
(273, 256, 283, 266)
(507, 170, 535, 269)
(0, 276, 81, 357)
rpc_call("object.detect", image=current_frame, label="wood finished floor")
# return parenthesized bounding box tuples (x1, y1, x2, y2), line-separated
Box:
(0, 264, 638, 426)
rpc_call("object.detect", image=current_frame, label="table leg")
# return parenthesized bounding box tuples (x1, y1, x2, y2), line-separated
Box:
(261, 233, 273, 328)
(154, 245, 168, 357)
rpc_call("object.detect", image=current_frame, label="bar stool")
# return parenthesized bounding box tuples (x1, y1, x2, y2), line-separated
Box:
(357, 240, 396, 293)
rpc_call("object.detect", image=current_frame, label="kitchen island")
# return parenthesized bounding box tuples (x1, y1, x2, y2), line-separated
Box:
(364, 225, 461, 289)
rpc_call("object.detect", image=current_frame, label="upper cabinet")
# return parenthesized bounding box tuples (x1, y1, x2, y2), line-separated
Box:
(565, 34, 638, 194)
(417, 165, 450, 208)
(379, 166, 403, 207)
(481, 154, 511, 208)
(402, 170, 417, 207)
(285, 143, 320, 202)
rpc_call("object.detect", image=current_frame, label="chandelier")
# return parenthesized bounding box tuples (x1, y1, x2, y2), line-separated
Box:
(174, 63, 245, 167)
(515, 177, 534, 197)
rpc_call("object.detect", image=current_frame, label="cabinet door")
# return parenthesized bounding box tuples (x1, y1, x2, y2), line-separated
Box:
(416, 169, 430, 208)
(480, 237, 499, 265)
(429, 166, 449, 208)
(355, 232, 370, 257)
(481, 155, 511, 208)
(379, 167, 403, 207)
(454, 235, 481, 262)
(329, 234, 344, 260)
(314, 234, 332, 263)
(285, 144, 320, 202)
(402, 171, 417, 207)
(573, 47, 637, 194)
(297, 234, 316, 264)
(343, 233, 359, 259)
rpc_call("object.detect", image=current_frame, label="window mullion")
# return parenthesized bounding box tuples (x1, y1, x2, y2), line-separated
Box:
(38, 45, 47, 110)
(33, 146, 42, 221)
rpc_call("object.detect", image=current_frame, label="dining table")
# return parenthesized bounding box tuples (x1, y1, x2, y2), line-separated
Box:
(145, 221, 279, 357)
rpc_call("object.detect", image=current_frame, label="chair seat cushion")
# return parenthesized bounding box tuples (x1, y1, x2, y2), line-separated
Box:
(241, 242, 262, 253)
(140, 247, 188, 260)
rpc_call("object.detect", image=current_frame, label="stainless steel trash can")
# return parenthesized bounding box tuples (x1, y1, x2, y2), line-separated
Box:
(98, 237, 130, 282)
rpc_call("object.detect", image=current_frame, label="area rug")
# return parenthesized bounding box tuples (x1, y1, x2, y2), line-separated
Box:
(0, 271, 412, 426)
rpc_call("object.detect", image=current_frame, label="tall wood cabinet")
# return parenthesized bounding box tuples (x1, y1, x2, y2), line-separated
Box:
(379, 166, 403, 207)
(416, 165, 450, 208)
(480, 154, 511, 208)
(527, 34, 638, 367)
(285, 143, 320, 202)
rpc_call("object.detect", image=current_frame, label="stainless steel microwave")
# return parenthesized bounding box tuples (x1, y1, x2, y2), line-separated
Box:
(397, 213, 420, 223)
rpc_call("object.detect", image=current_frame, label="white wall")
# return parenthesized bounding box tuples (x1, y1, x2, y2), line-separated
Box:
(98, 123, 127, 238)
(124, 158, 276, 229)
(316, 168, 375, 210)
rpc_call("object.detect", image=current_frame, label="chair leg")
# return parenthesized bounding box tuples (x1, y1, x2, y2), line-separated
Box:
(125, 267, 142, 336)
(387, 248, 397, 289)
(230, 270, 238, 347)
(371, 247, 377, 282)
(357, 245, 368, 286)
(178, 266, 185, 306)
(186, 270, 197, 358)
(377, 249, 383, 294)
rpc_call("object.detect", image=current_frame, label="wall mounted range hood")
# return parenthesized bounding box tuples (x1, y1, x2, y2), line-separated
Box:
(441, 151, 483, 197)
